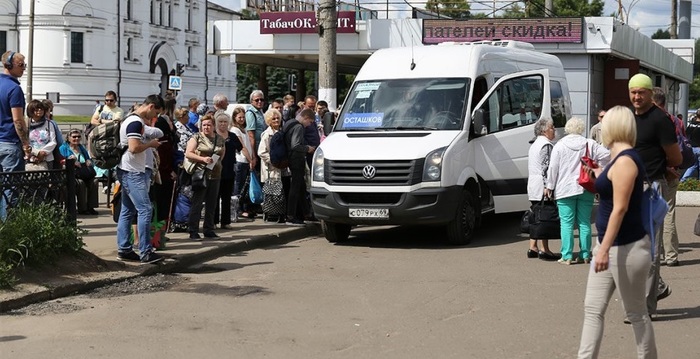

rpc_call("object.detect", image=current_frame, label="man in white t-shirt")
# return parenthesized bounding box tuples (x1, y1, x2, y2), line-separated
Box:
(115, 94, 164, 264)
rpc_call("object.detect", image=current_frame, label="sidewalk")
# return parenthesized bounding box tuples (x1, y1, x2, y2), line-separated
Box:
(0, 202, 322, 312)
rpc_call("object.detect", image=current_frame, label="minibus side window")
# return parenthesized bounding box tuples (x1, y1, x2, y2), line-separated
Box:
(550, 81, 566, 128)
(478, 75, 543, 134)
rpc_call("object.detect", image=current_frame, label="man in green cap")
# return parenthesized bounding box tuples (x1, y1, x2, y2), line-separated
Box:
(628, 73, 681, 318)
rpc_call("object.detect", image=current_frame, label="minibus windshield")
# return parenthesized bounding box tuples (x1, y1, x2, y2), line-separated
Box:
(336, 78, 470, 131)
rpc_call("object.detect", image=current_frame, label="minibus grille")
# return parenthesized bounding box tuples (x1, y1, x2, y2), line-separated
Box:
(326, 159, 423, 186)
(337, 192, 403, 205)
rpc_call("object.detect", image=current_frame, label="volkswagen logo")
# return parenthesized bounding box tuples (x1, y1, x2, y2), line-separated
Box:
(362, 165, 376, 180)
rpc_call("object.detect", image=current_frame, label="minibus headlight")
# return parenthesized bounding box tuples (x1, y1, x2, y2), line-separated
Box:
(422, 147, 446, 182)
(313, 148, 324, 181)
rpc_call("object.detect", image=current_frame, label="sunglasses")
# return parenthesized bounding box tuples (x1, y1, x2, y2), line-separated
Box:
(17, 63, 27, 69)
(70, 134, 81, 138)
(105, 99, 116, 103)
(253, 98, 264, 102)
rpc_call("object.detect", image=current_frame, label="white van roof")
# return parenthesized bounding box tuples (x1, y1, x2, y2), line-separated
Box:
(355, 41, 564, 81)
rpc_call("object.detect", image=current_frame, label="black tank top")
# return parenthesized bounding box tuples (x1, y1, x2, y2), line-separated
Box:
(594, 149, 646, 246)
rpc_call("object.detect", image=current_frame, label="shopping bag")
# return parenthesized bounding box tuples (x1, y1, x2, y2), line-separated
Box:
(578, 143, 598, 193)
(249, 172, 264, 204)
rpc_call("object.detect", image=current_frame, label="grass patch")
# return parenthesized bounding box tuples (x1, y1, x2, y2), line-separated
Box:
(54, 115, 91, 123)
(0, 202, 86, 288)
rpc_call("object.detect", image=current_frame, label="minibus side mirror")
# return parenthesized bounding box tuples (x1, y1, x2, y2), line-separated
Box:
(472, 109, 487, 136)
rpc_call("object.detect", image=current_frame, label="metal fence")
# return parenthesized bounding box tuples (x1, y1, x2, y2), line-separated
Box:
(0, 159, 77, 222)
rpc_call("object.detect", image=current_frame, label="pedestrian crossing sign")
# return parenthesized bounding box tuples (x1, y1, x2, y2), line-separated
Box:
(168, 76, 182, 91)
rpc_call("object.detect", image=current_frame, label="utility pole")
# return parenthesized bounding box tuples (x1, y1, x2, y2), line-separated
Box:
(544, 0, 553, 17)
(317, 0, 337, 110)
(670, 0, 677, 39)
(27, 0, 35, 102)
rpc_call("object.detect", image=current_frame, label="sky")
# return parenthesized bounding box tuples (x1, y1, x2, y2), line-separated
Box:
(210, 0, 699, 39)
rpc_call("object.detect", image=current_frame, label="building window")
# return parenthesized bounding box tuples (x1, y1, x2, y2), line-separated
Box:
(0, 31, 6, 53)
(158, 1, 164, 26)
(187, 46, 193, 66)
(167, 4, 172, 27)
(217, 57, 223, 76)
(187, 7, 192, 31)
(70, 32, 84, 63)
(126, 37, 133, 60)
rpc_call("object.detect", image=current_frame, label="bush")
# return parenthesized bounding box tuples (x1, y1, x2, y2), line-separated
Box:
(678, 178, 700, 192)
(0, 202, 86, 287)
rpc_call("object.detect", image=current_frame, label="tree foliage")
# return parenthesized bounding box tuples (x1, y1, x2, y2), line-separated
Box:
(425, 0, 471, 19)
(651, 29, 671, 39)
(505, 0, 604, 17)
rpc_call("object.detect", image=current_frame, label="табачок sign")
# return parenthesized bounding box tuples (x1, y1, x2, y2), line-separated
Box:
(260, 11, 356, 34)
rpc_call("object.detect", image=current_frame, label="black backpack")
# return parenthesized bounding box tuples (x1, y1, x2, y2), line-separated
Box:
(270, 122, 300, 169)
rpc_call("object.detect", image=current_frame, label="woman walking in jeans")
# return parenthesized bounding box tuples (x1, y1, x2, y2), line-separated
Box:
(577, 106, 656, 358)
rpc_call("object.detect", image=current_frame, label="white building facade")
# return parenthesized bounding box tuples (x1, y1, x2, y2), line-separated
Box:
(0, 0, 239, 115)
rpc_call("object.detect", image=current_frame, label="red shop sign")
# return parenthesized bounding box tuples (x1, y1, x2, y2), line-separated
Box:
(260, 11, 357, 34)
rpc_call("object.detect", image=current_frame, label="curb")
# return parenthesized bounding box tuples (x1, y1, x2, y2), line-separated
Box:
(0, 225, 322, 313)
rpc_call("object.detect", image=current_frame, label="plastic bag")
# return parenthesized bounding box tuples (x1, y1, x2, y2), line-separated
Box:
(249, 172, 264, 204)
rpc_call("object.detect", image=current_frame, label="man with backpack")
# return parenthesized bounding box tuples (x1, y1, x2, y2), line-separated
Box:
(115, 94, 164, 264)
(283, 108, 315, 226)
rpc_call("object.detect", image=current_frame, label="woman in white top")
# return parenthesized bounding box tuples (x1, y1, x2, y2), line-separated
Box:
(230, 106, 256, 219)
(545, 117, 610, 265)
(26, 100, 57, 171)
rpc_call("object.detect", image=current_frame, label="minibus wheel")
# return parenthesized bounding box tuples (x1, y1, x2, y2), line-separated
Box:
(323, 221, 351, 243)
(446, 189, 477, 245)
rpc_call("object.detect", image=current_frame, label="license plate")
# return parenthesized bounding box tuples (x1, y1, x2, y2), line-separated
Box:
(349, 208, 389, 219)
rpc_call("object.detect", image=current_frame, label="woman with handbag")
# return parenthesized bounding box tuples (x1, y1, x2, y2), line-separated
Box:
(184, 114, 225, 240)
(527, 117, 560, 261)
(59, 129, 99, 215)
(545, 117, 610, 265)
(258, 108, 289, 223)
(577, 106, 657, 358)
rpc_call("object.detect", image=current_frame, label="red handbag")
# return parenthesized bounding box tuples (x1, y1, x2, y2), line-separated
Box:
(578, 143, 598, 193)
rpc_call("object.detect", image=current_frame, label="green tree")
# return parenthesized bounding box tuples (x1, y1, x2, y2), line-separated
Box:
(651, 29, 671, 39)
(425, 0, 471, 19)
(516, 0, 604, 17)
(503, 3, 527, 18)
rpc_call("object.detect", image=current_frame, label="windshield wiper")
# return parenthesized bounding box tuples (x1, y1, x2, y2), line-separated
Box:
(377, 126, 438, 131)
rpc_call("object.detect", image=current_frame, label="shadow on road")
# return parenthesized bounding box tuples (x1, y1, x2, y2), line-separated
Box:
(332, 211, 524, 249)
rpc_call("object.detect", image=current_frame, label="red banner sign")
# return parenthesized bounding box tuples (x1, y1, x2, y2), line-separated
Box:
(423, 17, 583, 44)
(260, 11, 357, 34)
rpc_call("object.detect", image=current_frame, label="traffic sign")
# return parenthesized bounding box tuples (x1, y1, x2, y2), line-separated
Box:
(168, 76, 182, 91)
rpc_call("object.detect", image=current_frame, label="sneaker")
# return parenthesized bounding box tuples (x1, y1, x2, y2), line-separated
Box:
(557, 258, 572, 265)
(140, 251, 164, 264)
(657, 286, 672, 301)
(666, 260, 680, 267)
(220, 224, 234, 230)
(203, 231, 220, 238)
(117, 250, 140, 262)
(285, 219, 306, 227)
(189, 232, 202, 241)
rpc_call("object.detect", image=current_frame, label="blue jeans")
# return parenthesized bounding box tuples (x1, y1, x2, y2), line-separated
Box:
(0, 142, 25, 220)
(680, 147, 700, 181)
(556, 191, 595, 260)
(116, 169, 153, 258)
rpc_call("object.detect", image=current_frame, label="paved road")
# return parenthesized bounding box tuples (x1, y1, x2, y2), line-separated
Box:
(2, 209, 699, 358)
